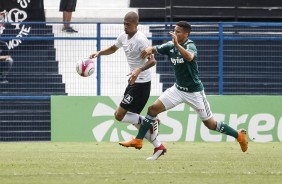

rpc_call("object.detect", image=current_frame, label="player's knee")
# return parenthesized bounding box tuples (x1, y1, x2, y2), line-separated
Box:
(148, 105, 158, 116)
(114, 112, 123, 122)
(203, 119, 216, 130)
(204, 123, 214, 130)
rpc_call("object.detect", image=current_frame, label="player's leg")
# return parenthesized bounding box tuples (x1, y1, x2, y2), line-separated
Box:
(118, 82, 163, 153)
(115, 106, 155, 146)
(136, 85, 183, 140)
(118, 99, 165, 149)
(120, 85, 182, 152)
(186, 90, 248, 152)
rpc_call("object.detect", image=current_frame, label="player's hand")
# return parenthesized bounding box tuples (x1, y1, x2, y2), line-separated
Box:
(141, 47, 153, 59)
(127, 68, 142, 85)
(169, 31, 178, 45)
(89, 51, 100, 59)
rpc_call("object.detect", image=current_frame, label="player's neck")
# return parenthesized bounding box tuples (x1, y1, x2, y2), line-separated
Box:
(179, 38, 188, 45)
(127, 30, 138, 39)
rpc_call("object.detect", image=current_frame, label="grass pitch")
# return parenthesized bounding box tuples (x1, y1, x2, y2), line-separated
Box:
(0, 142, 281, 184)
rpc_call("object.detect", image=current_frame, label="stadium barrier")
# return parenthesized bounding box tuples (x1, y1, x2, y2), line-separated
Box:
(1, 22, 282, 141)
(51, 96, 282, 142)
(1, 22, 282, 97)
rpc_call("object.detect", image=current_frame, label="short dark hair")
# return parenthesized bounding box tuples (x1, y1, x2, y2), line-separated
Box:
(176, 21, 191, 33)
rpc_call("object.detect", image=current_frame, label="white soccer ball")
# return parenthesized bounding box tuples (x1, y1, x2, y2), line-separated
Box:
(76, 58, 95, 77)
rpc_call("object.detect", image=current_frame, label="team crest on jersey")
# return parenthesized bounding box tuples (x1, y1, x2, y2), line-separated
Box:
(122, 94, 133, 104)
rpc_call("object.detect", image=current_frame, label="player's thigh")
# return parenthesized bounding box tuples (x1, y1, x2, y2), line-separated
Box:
(183, 91, 213, 121)
(120, 82, 151, 114)
(158, 85, 183, 111)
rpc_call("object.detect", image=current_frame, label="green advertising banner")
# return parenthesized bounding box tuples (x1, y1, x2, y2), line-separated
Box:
(51, 96, 282, 142)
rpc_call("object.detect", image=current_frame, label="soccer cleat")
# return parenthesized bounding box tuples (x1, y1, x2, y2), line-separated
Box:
(237, 129, 248, 152)
(146, 144, 167, 160)
(119, 138, 143, 149)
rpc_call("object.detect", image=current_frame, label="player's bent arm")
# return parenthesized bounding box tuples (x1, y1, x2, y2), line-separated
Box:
(131, 55, 156, 77)
(140, 54, 156, 71)
(175, 44, 194, 62)
(128, 55, 156, 85)
(99, 45, 119, 55)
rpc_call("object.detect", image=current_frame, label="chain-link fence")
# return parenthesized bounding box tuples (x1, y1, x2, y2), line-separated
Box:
(0, 22, 282, 98)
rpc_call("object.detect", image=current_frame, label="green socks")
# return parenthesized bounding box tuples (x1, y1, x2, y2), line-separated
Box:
(136, 114, 155, 139)
(137, 119, 238, 140)
(216, 121, 238, 139)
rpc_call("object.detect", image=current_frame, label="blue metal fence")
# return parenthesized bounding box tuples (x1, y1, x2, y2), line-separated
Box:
(1, 21, 282, 141)
(1, 22, 282, 98)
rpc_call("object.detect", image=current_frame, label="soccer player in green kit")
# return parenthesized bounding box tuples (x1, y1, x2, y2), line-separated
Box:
(119, 21, 248, 155)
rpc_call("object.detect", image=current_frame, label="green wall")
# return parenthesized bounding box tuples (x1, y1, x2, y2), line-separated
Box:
(51, 96, 282, 142)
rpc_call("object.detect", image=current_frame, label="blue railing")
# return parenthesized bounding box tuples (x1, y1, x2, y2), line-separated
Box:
(1, 22, 282, 99)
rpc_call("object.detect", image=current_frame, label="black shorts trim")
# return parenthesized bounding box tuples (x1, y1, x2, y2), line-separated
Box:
(120, 81, 151, 114)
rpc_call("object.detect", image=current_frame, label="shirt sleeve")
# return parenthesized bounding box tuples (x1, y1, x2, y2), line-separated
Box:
(138, 36, 150, 52)
(187, 42, 197, 57)
(155, 41, 173, 55)
(114, 32, 124, 48)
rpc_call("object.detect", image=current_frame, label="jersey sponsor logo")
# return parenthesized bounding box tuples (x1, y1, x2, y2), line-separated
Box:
(122, 94, 133, 104)
(170, 57, 184, 65)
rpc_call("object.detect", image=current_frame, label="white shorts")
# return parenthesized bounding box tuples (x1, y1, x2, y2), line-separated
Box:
(158, 84, 213, 121)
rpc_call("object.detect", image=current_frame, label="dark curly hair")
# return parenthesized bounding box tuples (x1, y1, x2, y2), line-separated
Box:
(176, 21, 191, 34)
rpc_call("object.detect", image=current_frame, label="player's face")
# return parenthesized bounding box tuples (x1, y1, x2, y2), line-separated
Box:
(123, 20, 137, 35)
(174, 25, 189, 44)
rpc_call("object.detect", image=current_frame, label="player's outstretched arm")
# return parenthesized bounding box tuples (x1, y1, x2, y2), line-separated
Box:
(89, 45, 119, 59)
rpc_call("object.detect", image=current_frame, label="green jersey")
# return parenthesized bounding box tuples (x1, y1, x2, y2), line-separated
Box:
(155, 39, 204, 92)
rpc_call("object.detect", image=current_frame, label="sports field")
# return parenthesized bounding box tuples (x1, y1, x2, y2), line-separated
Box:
(0, 142, 281, 184)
